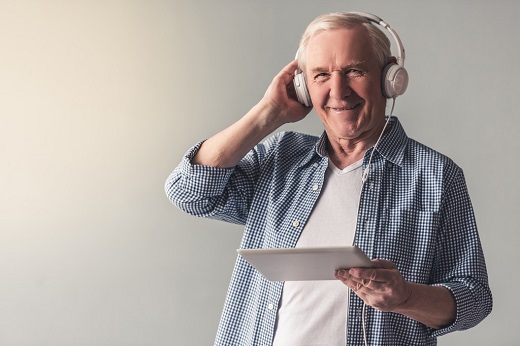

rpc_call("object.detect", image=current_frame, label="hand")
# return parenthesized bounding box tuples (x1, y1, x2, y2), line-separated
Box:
(260, 60, 312, 126)
(335, 259, 412, 313)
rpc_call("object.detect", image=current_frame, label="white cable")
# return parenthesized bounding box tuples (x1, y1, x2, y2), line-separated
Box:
(362, 302, 368, 346)
(361, 97, 396, 184)
(359, 97, 397, 346)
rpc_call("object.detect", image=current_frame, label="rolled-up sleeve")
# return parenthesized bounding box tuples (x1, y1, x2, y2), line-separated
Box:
(165, 139, 267, 225)
(430, 169, 493, 337)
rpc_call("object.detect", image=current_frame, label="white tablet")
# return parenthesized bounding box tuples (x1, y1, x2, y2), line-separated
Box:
(237, 246, 374, 281)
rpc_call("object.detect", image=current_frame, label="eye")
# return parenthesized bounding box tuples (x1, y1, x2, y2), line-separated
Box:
(313, 72, 330, 83)
(346, 69, 365, 78)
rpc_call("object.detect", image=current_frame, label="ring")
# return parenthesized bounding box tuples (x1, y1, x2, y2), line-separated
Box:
(362, 279, 369, 287)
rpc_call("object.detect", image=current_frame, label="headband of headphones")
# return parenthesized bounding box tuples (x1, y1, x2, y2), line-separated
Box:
(348, 12, 406, 66)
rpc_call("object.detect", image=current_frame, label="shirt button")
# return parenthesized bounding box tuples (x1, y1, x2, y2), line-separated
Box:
(387, 162, 393, 168)
(312, 184, 319, 191)
(313, 163, 319, 168)
(268, 303, 275, 310)
(292, 220, 300, 227)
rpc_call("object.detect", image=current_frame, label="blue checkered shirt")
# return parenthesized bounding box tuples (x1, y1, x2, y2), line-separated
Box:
(165, 116, 492, 345)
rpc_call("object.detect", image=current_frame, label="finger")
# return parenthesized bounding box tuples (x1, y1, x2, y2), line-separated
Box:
(337, 272, 366, 290)
(350, 276, 373, 289)
(349, 260, 397, 281)
(348, 267, 377, 281)
(360, 278, 384, 292)
(335, 270, 358, 290)
(336, 270, 375, 294)
(352, 268, 392, 285)
(282, 59, 299, 73)
(372, 259, 397, 269)
(276, 60, 299, 82)
(335, 269, 351, 281)
(349, 278, 382, 297)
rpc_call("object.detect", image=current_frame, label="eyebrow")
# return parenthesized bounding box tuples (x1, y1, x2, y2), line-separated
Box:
(308, 60, 368, 75)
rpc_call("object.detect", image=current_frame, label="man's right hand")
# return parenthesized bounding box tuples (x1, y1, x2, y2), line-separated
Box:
(192, 60, 312, 168)
(260, 59, 312, 127)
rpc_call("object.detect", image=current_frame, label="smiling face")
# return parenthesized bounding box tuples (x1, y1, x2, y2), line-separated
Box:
(305, 26, 387, 151)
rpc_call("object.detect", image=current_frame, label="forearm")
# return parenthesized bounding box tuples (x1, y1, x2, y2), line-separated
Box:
(394, 282, 456, 330)
(192, 102, 284, 168)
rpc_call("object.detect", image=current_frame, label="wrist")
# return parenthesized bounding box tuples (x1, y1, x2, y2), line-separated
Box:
(248, 100, 286, 134)
(391, 282, 456, 329)
(393, 281, 415, 314)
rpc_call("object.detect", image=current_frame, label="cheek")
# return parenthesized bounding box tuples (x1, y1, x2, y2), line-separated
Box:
(308, 84, 328, 104)
(365, 77, 386, 99)
(356, 83, 385, 106)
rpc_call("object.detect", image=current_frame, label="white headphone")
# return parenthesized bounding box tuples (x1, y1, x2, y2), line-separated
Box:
(293, 12, 409, 107)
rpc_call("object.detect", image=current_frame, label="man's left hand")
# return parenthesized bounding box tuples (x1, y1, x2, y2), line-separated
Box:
(335, 259, 412, 313)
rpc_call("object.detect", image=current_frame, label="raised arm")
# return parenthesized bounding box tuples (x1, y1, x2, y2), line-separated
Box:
(192, 60, 311, 168)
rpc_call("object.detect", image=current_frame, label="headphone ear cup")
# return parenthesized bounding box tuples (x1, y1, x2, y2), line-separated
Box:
(293, 71, 312, 107)
(382, 63, 409, 98)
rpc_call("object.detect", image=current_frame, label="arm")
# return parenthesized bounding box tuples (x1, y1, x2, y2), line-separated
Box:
(192, 60, 311, 168)
(165, 60, 311, 222)
(336, 261, 455, 329)
(336, 170, 492, 332)
(396, 282, 456, 329)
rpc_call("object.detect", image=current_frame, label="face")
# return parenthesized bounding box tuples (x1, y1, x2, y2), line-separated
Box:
(304, 27, 387, 147)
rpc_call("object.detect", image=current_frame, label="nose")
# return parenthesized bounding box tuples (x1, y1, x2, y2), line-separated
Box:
(329, 72, 351, 100)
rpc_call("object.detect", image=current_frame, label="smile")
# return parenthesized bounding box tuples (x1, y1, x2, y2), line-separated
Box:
(327, 103, 360, 111)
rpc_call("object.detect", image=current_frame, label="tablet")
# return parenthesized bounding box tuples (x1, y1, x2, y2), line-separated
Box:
(237, 246, 374, 281)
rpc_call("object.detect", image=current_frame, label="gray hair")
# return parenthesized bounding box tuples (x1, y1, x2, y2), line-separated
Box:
(297, 12, 391, 71)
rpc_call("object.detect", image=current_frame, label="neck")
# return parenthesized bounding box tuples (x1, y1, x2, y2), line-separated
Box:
(326, 118, 391, 170)
(326, 140, 369, 169)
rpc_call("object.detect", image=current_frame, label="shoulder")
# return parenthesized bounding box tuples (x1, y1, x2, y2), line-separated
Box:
(404, 138, 463, 183)
(258, 131, 320, 157)
(241, 131, 321, 174)
(266, 131, 319, 147)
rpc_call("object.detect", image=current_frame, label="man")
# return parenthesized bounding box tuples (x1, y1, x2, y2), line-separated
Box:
(165, 12, 492, 345)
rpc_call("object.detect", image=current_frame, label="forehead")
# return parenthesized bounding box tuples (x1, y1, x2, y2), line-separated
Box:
(305, 27, 376, 70)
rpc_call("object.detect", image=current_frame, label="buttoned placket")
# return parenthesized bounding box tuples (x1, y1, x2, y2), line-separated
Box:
(268, 157, 326, 344)
(347, 155, 386, 344)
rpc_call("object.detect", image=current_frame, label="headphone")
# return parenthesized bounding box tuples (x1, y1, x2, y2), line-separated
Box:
(293, 12, 409, 107)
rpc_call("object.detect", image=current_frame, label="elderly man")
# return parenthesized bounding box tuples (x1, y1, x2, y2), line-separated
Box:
(165, 12, 492, 345)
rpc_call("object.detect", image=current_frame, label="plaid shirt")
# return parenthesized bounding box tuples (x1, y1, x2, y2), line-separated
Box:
(165, 116, 492, 346)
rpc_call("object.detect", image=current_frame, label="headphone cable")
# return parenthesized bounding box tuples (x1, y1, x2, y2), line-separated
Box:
(360, 97, 397, 346)
(362, 97, 396, 184)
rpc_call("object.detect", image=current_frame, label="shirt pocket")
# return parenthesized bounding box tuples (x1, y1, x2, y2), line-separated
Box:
(378, 208, 440, 282)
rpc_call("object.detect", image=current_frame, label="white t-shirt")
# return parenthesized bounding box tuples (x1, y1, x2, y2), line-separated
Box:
(273, 159, 363, 346)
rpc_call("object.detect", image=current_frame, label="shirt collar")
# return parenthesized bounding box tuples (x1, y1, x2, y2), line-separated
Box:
(372, 116, 407, 167)
(315, 132, 329, 158)
(314, 116, 408, 167)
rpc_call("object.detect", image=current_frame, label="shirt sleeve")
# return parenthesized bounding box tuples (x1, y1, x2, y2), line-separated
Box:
(164, 136, 276, 225)
(430, 169, 493, 337)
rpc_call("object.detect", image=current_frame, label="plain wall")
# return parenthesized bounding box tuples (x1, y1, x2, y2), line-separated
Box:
(1, 0, 518, 345)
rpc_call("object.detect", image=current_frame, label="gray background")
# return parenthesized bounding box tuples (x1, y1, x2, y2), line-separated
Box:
(1, 0, 517, 345)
